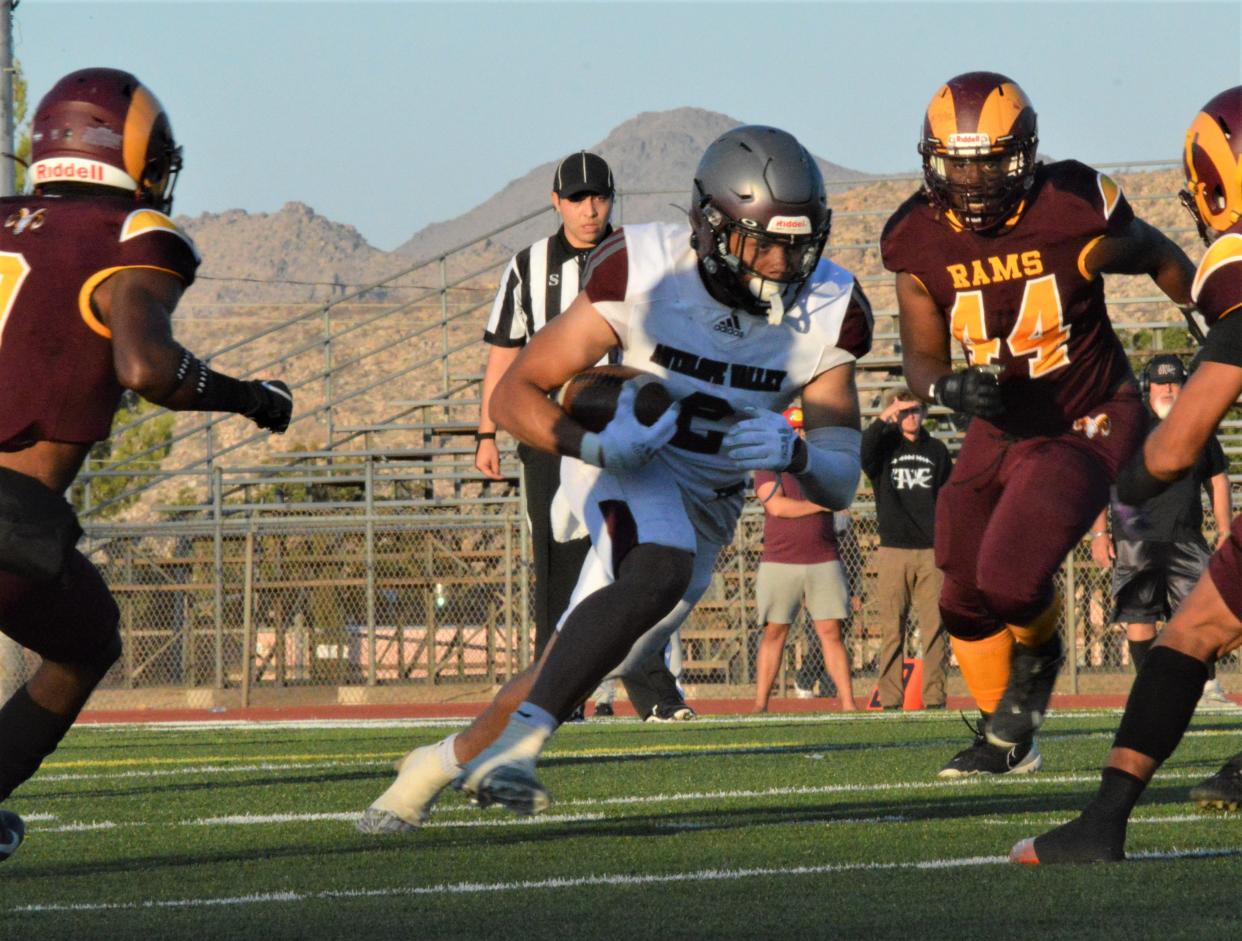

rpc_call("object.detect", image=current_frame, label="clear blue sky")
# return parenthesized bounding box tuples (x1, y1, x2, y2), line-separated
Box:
(17, 1, 1241, 251)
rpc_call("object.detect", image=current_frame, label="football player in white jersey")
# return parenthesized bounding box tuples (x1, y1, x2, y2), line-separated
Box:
(358, 126, 872, 831)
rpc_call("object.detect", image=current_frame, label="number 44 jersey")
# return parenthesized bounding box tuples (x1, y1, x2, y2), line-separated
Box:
(881, 160, 1135, 437)
(581, 222, 872, 544)
(0, 194, 200, 451)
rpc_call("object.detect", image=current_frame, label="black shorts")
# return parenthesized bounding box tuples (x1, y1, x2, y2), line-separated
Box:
(1111, 538, 1211, 623)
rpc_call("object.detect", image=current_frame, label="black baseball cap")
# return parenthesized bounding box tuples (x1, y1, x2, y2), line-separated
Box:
(553, 151, 614, 198)
(1145, 354, 1187, 385)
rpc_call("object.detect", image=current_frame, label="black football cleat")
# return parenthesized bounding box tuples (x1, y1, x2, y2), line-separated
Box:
(646, 702, 697, 722)
(1189, 754, 1242, 811)
(564, 703, 587, 724)
(0, 810, 25, 863)
(987, 634, 1065, 749)
(938, 718, 1042, 778)
(593, 702, 614, 718)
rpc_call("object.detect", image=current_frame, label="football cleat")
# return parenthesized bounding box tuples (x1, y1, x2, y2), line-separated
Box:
(356, 742, 453, 834)
(564, 703, 587, 723)
(0, 810, 24, 863)
(461, 761, 551, 816)
(456, 715, 552, 815)
(1010, 811, 1126, 865)
(1196, 679, 1242, 713)
(986, 634, 1064, 749)
(646, 702, 697, 722)
(593, 702, 614, 717)
(938, 719, 1042, 778)
(1189, 754, 1242, 811)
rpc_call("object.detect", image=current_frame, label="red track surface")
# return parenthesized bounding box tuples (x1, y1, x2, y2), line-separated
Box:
(76, 693, 1149, 725)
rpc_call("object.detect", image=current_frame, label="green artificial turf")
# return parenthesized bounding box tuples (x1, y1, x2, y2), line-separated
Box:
(2, 710, 1241, 939)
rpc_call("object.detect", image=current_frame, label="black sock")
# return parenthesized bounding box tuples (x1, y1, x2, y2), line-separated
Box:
(1086, 766, 1148, 821)
(0, 686, 76, 802)
(527, 544, 692, 719)
(1114, 646, 1208, 765)
(1031, 767, 1143, 863)
(1127, 638, 1154, 672)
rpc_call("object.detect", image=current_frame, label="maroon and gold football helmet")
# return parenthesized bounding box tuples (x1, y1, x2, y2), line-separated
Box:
(29, 68, 182, 212)
(919, 71, 1039, 232)
(1181, 86, 1242, 245)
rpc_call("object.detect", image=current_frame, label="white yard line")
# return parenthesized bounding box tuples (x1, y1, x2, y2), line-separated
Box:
(14, 847, 1242, 914)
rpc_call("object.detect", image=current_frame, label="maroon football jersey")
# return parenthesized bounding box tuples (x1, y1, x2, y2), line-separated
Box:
(0, 195, 199, 449)
(882, 160, 1135, 435)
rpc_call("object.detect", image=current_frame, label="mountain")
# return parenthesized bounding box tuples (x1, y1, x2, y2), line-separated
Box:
(393, 107, 871, 262)
(174, 107, 871, 309)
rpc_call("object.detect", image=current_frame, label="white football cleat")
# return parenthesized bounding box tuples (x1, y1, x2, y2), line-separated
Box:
(356, 742, 454, 834)
(456, 717, 552, 815)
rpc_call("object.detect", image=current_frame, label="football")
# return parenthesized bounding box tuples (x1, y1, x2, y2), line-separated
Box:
(556, 365, 674, 433)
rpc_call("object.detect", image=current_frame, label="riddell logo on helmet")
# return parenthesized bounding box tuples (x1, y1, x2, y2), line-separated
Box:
(33, 160, 106, 183)
(767, 215, 812, 234)
(947, 132, 992, 153)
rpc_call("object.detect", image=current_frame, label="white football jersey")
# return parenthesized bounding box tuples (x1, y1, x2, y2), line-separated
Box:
(581, 222, 871, 543)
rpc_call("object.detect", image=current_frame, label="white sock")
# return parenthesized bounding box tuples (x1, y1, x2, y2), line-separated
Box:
(513, 701, 558, 734)
(437, 733, 462, 777)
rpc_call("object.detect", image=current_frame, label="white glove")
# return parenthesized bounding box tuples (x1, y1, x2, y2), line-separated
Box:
(578, 383, 681, 473)
(721, 407, 798, 471)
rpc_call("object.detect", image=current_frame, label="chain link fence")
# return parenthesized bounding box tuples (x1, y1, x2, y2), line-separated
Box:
(16, 490, 1222, 711)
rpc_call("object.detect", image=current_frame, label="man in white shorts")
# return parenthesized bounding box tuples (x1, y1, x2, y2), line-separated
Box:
(358, 125, 871, 830)
(752, 407, 858, 711)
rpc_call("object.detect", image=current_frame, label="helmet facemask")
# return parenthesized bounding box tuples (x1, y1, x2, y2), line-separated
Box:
(1180, 99, 1242, 246)
(694, 193, 831, 325)
(920, 134, 1037, 232)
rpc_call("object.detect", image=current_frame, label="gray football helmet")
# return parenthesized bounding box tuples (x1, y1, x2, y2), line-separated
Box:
(689, 126, 831, 322)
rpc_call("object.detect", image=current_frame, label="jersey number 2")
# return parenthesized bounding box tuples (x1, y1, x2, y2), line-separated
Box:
(0, 252, 30, 351)
(949, 274, 1069, 378)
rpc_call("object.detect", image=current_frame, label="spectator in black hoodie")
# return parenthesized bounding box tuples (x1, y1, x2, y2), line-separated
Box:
(861, 388, 953, 709)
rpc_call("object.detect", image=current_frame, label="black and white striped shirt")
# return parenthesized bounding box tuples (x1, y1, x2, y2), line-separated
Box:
(483, 226, 612, 347)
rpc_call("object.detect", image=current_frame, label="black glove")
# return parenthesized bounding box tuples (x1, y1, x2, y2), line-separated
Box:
(243, 379, 293, 433)
(933, 367, 1004, 418)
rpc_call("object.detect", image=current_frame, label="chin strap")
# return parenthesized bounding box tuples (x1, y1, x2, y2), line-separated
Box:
(766, 291, 785, 326)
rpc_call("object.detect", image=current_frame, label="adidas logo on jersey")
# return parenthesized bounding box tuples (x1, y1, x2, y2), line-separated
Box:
(712, 314, 744, 338)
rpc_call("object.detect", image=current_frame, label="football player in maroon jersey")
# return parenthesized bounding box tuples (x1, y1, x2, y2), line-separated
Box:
(1012, 86, 1242, 864)
(881, 72, 1196, 778)
(0, 69, 292, 863)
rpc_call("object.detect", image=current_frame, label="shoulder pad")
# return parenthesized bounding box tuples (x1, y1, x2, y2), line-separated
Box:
(120, 209, 201, 261)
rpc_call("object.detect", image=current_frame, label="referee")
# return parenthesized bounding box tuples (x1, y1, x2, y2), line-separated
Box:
(476, 150, 614, 663)
(475, 153, 689, 722)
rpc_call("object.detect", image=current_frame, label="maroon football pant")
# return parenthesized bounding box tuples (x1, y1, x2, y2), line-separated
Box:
(1209, 515, 1242, 623)
(935, 392, 1144, 641)
(0, 550, 119, 664)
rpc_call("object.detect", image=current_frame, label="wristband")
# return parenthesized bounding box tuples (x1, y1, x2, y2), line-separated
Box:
(475, 432, 496, 441)
(578, 432, 604, 468)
